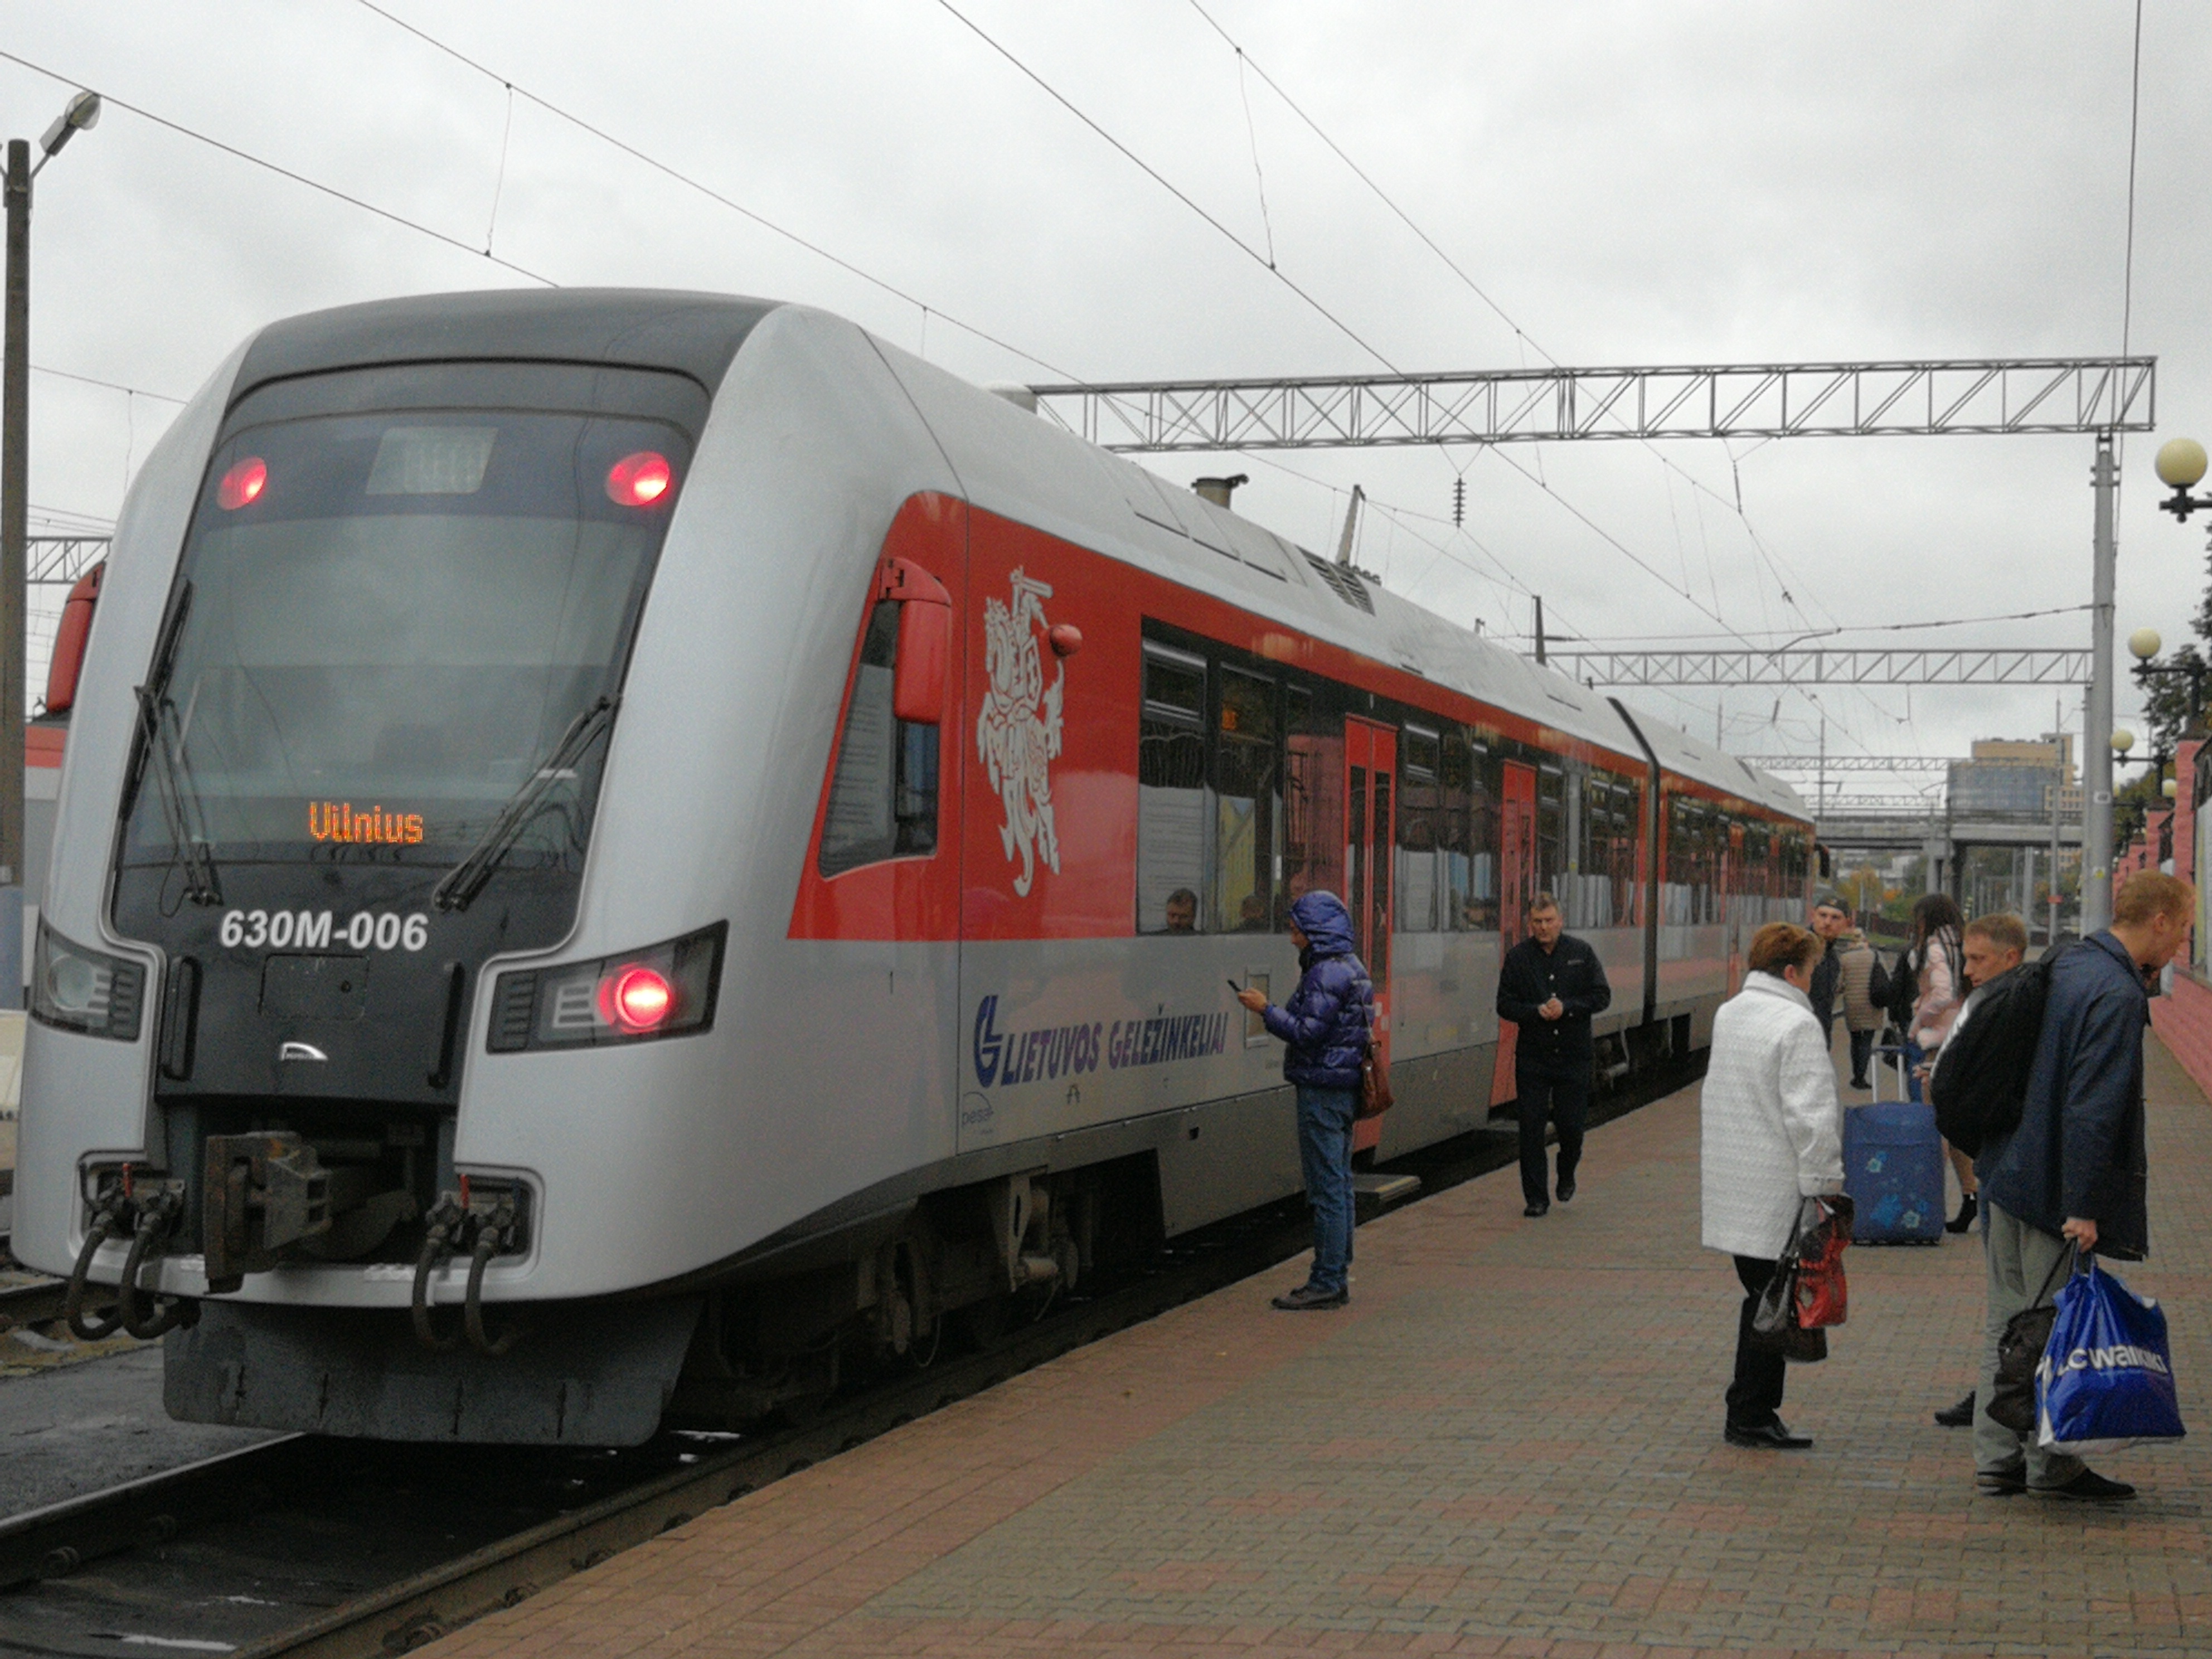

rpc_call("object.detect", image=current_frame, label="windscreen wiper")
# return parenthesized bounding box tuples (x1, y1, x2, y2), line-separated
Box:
(133, 685, 223, 908)
(125, 582, 222, 908)
(433, 696, 619, 913)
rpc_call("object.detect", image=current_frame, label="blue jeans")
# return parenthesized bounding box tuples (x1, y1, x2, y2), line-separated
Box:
(1296, 1085, 1357, 1293)
(1904, 1037, 1927, 1104)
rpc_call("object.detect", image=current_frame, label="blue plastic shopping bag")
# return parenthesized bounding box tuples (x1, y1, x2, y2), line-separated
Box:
(2035, 1259, 2186, 1456)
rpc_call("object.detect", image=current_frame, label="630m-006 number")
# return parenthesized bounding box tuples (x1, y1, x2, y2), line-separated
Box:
(219, 909, 430, 952)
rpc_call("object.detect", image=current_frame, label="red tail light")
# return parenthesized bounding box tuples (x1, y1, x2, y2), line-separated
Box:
(486, 923, 725, 1052)
(599, 964, 674, 1032)
(217, 457, 268, 510)
(605, 452, 673, 507)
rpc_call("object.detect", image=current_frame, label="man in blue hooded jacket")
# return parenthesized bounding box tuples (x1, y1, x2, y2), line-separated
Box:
(1972, 870, 2193, 1502)
(1238, 891, 1373, 1311)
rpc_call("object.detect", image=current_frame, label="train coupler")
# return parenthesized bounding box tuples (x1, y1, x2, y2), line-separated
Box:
(201, 1132, 331, 1293)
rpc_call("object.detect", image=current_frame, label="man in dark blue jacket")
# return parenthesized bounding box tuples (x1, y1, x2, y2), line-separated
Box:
(1973, 870, 2194, 1502)
(1496, 893, 1612, 1217)
(1238, 891, 1372, 1310)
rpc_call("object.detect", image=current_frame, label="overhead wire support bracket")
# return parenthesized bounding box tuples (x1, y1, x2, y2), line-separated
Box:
(1027, 357, 2155, 452)
(1549, 648, 2092, 687)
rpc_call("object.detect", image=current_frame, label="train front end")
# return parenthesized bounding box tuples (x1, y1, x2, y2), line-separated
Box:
(13, 294, 823, 1443)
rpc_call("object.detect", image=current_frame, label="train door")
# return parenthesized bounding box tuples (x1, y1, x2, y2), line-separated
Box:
(1490, 760, 1537, 1105)
(1344, 720, 1395, 1151)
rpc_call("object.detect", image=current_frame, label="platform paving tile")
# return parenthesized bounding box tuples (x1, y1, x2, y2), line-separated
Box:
(429, 1035, 2212, 1659)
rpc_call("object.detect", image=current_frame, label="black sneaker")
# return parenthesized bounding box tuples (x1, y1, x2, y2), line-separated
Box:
(1270, 1283, 1348, 1311)
(1523, 1200, 1550, 1218)
(2033, 1468, 2136, 1502)
(1934, 1391, 1976, 1428)
(1976, 1466, 2027, 1497)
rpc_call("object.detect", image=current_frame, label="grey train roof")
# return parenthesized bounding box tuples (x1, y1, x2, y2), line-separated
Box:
(219, 286, 1804, 822)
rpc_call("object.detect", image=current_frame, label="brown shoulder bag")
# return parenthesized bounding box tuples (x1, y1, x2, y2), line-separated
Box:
(1356, 1029, 1394, 1120)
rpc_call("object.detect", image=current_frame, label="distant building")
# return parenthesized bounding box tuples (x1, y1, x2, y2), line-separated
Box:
(1947, 735, 2082, 818)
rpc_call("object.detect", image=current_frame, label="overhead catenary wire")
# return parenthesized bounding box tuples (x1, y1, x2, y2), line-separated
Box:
(2121, 0, 2145, 364)
(928, 2, 1816, 673)
(353, 0, 1084, 383)
(0, 46, 558, 287)
(1233, 49, 1276, 269)
(927, 0, 1402, 372)
(31, 363, 188, 404)
(1182, 2, 1852, 646)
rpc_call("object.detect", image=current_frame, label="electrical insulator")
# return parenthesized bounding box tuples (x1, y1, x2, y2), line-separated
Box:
(1451, 476, 1465, 528)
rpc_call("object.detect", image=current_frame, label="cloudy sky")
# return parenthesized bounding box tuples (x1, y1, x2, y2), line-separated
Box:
(7, 2, 2208, 799)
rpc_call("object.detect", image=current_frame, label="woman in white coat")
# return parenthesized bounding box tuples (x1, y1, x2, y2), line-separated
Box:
(1702, 921, 1845, 1450)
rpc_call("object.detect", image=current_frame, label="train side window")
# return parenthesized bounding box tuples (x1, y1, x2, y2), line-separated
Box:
(1451, 734, 1498, 930)
(1610, 778, 1641, 926)
(1536, 763, 1566, 898)
(1396, 724, 1442, 933)
(1282, 681, 1345, 909)
(819, 600, 938, 876)
(1573, 770, 1638, 931)
(1215, 667, 1279, 932)
(1139, 643, 1209, 933)
(1668, 798, 1716, 926)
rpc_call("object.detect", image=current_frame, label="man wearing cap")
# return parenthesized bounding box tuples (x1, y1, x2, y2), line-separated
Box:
(1810, 894, 1879, 1088)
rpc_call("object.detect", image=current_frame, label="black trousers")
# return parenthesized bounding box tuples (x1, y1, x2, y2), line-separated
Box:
(1728, 1254, 1787, 1429)
(1516, 1058, 1589, 1206)
(1847, 1027, 1875, 1085)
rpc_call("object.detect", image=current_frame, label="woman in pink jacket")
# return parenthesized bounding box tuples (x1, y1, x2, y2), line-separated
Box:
(1904, 891, 1975, 1231)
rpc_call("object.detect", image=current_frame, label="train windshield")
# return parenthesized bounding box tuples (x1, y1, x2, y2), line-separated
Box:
(119, 366, 697, 877)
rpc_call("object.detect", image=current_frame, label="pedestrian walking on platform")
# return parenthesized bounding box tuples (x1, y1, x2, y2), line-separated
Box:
(1238, 891, 1374, 1312)
(1811, 898, 1880, 1089)
(1700, 922, 1844, 1451)
(1926, 911, 2031, 1430)
(1496, 892, 1611, 1217)
(1903, 893, 1977, 1230)
(1971, 871, 2194, 1501)
(1807, 893, 1846, 1037)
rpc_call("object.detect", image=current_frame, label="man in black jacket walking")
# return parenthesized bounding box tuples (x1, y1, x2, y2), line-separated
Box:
(1497, 892, 1611, 1217)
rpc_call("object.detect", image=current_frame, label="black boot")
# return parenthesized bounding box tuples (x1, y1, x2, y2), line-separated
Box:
(1934, 1391, 1976, 1428)
(1946, 1191, 1978, 1235)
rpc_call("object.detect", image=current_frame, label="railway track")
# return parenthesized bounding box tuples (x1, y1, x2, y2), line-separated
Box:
(0, 1054, 1701, 1658)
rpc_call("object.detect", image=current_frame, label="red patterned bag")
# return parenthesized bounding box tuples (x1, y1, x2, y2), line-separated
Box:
(1793, 1196, 1855, 1330)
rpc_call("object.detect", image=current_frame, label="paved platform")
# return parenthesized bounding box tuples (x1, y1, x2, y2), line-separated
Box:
(431, 1037, 2212, 1659)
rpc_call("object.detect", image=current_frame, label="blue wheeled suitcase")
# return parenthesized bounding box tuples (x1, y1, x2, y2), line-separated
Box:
(1843, 1046, 1946, 1244)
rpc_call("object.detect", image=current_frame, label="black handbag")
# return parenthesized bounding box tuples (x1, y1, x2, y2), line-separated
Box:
(1986, 1243, 2079, 1433)
(1748, 1202, 1837, 1365)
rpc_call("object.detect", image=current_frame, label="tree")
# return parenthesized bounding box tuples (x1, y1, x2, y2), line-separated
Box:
(2133, 535, 2212, 756)
(2113, 766, 2162, 852)
(1834, 864, 1886, 919)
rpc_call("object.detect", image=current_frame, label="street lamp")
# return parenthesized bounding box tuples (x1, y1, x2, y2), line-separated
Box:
(3, 88, 101, 1008)
(2126, 625, 2209, 732)
(2157, 438, 2212, 521)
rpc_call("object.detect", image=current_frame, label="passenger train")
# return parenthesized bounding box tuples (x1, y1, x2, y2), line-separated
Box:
(17, 290, 1813, 1444)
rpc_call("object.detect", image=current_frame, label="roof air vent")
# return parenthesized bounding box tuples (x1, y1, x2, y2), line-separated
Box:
(1303, 551, 1375, 615)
